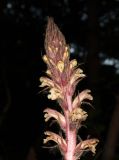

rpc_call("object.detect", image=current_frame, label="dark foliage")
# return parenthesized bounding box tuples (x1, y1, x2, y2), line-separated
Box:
(0, 0, 119, 160)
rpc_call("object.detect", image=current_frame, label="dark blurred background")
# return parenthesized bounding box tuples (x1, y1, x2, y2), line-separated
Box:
(0, 0, 119, 160)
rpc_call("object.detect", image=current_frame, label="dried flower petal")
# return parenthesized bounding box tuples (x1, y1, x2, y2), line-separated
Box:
(44, 108, 66, 130)
(44, 131, 67, 154)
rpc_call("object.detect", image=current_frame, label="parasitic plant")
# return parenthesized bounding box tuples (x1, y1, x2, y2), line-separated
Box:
(40, 17, 99, 160)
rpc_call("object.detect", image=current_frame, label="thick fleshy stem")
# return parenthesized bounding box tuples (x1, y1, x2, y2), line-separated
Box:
(65, 112, 76, 160)
(64, 94, 76, 160)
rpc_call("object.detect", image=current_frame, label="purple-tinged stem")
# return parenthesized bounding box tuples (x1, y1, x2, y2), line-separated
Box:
(64, 94, 76, 160)
(65, 113, 76, 160)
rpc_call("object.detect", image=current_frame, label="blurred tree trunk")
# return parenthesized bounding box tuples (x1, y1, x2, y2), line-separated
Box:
(0, 57, 11, 126)
(102, 94, 119, 160)
(26, 147, 37, 160)
(87, 0, 100, 86)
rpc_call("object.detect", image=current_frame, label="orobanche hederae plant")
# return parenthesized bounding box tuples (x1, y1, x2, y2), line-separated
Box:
(40, 17, 99, 160)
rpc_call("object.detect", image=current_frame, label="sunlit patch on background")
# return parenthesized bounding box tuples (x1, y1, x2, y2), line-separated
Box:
(69, 43, 88, 63)
(6, 2, 12, 9)
(99, 52, 119, 74)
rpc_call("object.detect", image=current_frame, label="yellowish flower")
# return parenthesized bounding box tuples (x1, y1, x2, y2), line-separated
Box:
(47, 87, 63, 100)
(69, 108, 88, 130)
(70, 59, 77, 69)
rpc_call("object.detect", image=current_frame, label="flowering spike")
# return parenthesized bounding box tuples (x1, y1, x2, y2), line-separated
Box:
(39, 17, 99, 160)
(45, 17, 67, 61)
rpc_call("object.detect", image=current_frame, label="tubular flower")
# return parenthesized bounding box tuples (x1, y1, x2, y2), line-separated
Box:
(69, 68, 86, 86)
(40, 17, 99, 160)
(44, 131, 67, 155)
(44, 108, 66, 131)
(72, 89, 93, 109)
(74, 139, 99, 160)
(39, 77, 54, 88)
